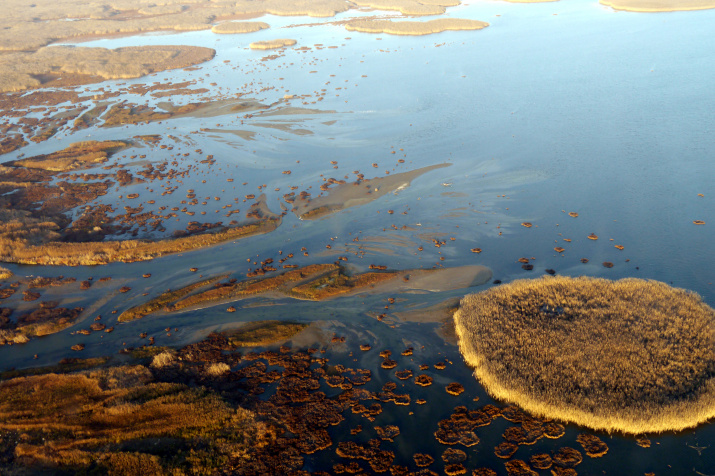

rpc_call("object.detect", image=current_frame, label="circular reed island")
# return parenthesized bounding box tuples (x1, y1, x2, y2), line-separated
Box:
(454, 276, 715, 433)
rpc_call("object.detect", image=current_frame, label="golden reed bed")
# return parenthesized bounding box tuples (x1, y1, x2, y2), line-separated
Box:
(454, 276, 715, 433)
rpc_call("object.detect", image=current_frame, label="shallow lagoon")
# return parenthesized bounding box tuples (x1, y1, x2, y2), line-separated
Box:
(1, 0, 714, 474)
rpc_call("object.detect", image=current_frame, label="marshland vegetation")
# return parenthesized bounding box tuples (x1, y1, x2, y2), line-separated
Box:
(454, 276, 715, 433)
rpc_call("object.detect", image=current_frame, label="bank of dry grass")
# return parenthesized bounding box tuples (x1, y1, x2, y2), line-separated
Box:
(289, 269, 398, 300)
(224, 321, 308, 347)
(118, 276, 227, 322)
(454, 276, 715, 433)
(7, 140, 128, 171)
(0, 45, 216, 93)
(0, 266, 11, 281)
(346, 18, 488, 36)
(0, 365, 273, 474)
(0, 218, 281, 266)
(249, 39, 297, 50)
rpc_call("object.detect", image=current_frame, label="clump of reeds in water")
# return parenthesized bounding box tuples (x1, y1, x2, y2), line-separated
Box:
(454, 276, 715, 433)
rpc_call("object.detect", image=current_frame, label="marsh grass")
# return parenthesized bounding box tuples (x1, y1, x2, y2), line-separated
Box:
(224, 321, 308, 347)
(0, 365, 272, 473)
(0, 218, 281, 266)
(118, 276, 227, 322)
(7, 140, 128, 172)
(454, 276, 715, 433)
(0, 357, 108, 381)
(289, 270, 398, 300)
(0, 266, 11, 280)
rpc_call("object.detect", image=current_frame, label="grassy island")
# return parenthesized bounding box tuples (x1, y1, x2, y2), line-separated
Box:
(454, 276, 715, 433)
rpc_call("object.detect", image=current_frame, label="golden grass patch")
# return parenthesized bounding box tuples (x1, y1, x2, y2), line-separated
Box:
(211, 21, 270, 34)
(118, 276, 226, 322)
(224, 320, 308, 347)
(0, 217, 281, 266)
(346, 18, 488, 36)
(249, 39, 297, 50)
(454, 276, 715, 433)
(0, 266, 11, 281)
(8, 140, 128, 172)
(0, 366, 272, 474)
(0, 45, 215, 93)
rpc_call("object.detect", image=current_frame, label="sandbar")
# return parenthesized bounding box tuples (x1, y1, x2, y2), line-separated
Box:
(293, 163, 452, 220)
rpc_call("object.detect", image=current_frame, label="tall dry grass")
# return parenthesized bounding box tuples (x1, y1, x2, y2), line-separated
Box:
(0, 365, 273, 473)
(454, 276, 715, 434)
(118, 276, 226, 322)
(0, 217, 281, 266)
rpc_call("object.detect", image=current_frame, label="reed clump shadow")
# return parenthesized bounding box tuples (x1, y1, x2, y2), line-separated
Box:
(454, 275, 715, 433)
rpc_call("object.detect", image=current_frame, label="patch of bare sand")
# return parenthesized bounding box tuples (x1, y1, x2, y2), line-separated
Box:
(0, 45, 215, 93)
(599, 0, 715, 11)
(211, 21, 270, 34)
(293, 162, 452, 220)
(201, 128, 257, 140)
(346, 18, 488, 36)
(253, 121, 314, 135)
(250, 39, 298, 50)
(377, 265, 492, 295)
(393, 297, 461, 323)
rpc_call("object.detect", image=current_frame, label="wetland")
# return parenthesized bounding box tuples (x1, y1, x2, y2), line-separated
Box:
(0, 0, 714, 475)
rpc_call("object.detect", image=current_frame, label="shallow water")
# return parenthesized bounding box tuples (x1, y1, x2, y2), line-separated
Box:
(2, 1, 715, 474)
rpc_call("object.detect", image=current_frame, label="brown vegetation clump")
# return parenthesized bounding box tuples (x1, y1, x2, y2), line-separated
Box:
(345, 18, 488, 36)
(413, 453, 434, 467)
(0, 217, 281, 266)
(576, 433, 608, 457)
(118, 275, 225, 322)
(0, 267, 12, 281)
(454, 276, 715, 433)
(504, 460, 537, 476)
(446, 382, 465, 396)
(0, 366, 273, 474)
(7, 140, 128, 171)
(223, 321, 308, 347)
(0, 45, 215, 93)
(249, 39, 297, 50)
(529, 453, 552, 469)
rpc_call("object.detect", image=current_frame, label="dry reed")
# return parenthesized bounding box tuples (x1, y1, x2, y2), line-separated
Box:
(0, 365, 272, 473)
(0, 217, 281, 266)
(454, 276, 715, 433)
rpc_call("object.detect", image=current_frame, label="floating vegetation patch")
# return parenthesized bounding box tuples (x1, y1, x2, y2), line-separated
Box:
(454, 276, 715, 433)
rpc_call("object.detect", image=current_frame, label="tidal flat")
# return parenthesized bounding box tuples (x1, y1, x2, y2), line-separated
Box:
(1, 0, 714, 474)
